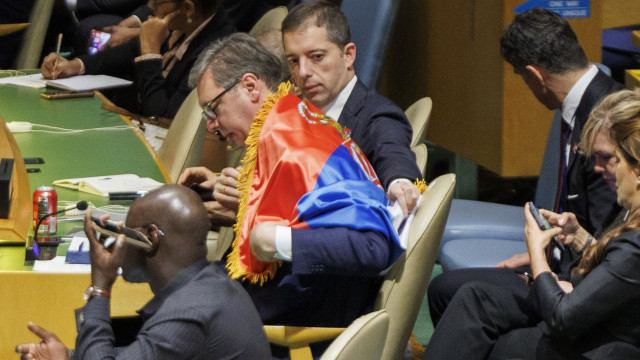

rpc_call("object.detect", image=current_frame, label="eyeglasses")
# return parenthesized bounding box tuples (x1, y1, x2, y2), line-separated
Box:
(201, 79, 241, 122)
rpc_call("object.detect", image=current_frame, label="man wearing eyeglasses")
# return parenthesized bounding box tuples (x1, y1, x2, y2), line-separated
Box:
(15, 185, 271, 360)
(187, 33, 404, 357)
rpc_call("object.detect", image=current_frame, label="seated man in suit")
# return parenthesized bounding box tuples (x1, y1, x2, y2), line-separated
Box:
(428, 8, 623, 327)
(15, 185, 270, 360)
(189, 33, 405, 356)
(282, 0, 422, 215)
(180, 0, 422, 226)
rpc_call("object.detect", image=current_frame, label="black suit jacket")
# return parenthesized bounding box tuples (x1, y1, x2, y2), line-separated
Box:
(80, 12, 236, 118)
(533, 230, 640, 349)
(564, 70, 623, 235)
(552, 70, 623, 277)
(337, 80, 422, 190)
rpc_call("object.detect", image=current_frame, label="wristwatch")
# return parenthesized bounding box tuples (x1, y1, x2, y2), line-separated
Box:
(83, 286, 111, 301)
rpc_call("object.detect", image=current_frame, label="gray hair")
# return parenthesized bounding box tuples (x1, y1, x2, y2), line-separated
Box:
(189, 33, 283, 91)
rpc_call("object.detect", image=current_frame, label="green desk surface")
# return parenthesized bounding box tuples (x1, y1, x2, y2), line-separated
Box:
(0, 83, 170, 270)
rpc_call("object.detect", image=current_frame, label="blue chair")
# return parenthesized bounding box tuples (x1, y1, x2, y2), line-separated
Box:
(437, 63, 612, 272)
(340, 0, 400, 89)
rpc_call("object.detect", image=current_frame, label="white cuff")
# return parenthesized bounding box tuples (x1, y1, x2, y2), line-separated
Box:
(273, 225, 292, 261)
(387, 178, 412, 193)
(135, 54, 162, 63)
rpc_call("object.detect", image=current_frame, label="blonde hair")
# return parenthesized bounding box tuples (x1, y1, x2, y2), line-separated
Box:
(574, 88, 640, 276)
(579, 89, 640, 156)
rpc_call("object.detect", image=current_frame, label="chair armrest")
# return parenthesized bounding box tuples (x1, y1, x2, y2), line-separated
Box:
(263, 325, 346, 360)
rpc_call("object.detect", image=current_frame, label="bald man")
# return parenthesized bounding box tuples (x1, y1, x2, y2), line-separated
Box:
(15, 185, 270, 360)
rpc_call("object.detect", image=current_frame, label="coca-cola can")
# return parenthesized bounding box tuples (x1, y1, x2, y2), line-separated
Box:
(33, 186, 57, 235)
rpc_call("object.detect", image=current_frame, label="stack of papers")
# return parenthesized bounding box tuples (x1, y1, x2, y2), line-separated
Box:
(53, 174, 163, 197)
(0, 73, 132, 91)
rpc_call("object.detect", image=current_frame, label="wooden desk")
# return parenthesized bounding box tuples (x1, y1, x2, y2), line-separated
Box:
(0, 83, 164, 357)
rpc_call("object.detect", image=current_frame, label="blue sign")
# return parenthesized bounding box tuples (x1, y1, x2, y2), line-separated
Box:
(515, 0, 590, 18)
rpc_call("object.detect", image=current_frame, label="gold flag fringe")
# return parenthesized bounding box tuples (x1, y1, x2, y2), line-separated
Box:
(226, 82, 291, 285)
(415, 178, 428, 194)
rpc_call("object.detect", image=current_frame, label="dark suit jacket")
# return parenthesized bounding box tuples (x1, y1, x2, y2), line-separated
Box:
(337, 80, 422, 190)
(552, 71, 624, 277)
(564, 70, 623, 235)
(243, 228, 389, 329)
(80, 12, 236, 118)
(74, 261, 271, 359)
(532, 230, 640, 350)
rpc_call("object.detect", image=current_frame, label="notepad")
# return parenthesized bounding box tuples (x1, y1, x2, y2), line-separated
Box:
(46, 75, 132, 91)
(53, 174, 163, 197)
(0, 74, 133, 91)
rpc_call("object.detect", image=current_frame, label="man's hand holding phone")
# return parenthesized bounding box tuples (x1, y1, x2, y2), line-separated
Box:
(83, 211, 126, 291)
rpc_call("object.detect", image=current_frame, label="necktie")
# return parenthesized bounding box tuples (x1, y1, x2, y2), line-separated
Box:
(548, 118, 571, 263)
(553, 119, 571, 213)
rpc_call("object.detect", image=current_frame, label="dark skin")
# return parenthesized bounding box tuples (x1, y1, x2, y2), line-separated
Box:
(15, 185, 210, 360)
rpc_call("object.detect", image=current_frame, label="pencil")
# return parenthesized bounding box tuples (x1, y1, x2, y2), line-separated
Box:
(53, 33, 63, 76)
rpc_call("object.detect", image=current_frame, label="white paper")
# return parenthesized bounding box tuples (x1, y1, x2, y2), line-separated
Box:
(46, 75, 132, 91)
(32, 256, 91, 273)
(0, 73, 47, 87)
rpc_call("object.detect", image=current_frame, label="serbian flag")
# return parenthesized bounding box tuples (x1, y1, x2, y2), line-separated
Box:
(227, 83, 404, 284)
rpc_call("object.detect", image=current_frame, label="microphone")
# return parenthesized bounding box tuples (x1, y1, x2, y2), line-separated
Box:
(33, 201, 88, 255)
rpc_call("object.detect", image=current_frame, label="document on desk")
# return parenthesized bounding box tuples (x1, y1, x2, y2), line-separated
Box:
(46, 74, 132, 91)
(33, 256, 91, 273)
(53, 174, 163, 197)
(0, 74, 132, 91)
(0, 73, 47, 88)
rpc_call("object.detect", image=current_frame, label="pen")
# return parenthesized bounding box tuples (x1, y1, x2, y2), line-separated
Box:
(53, 33, 63, 77)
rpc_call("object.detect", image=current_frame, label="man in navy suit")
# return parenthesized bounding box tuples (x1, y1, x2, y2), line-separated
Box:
(282, 0, 423, 215)
(428, 8, 623, 327)
(189, 33, 398, 358)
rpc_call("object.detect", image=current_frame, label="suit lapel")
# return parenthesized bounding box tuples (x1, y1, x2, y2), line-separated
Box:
(567, 71, 617, 171)
(338, 79, 367, 128)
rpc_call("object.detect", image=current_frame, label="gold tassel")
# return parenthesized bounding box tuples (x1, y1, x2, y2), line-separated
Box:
(410, 333, 426, 359)
(226, 82, 292, 284)
(414, 178, 428, 194)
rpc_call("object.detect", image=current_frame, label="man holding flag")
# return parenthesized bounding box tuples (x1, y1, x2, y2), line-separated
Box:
(188, 33, 410, 354)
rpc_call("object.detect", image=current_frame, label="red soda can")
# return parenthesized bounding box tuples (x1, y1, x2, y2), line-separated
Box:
(33, 186, 57, 235)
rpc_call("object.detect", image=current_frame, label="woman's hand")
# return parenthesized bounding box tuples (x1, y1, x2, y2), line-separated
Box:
(525, 203, 562, 277)
(139, 10, 180, 55)
(41, 54, 82, 79)
(525, 203, 562, 254)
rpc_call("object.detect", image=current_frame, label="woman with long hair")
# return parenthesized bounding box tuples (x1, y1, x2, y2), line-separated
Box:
(424, 89, 640, 359)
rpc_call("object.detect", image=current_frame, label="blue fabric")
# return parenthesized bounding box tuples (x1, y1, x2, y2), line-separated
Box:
(298, 145, 403, 266)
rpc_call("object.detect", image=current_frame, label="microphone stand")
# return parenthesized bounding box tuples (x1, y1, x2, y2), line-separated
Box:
(31, 201, 88, 259)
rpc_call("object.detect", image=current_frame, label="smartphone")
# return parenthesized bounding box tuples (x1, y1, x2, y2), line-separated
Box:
(88, 30, 111, 55)
(41, 90, 94, 100)
(89, 216, 152, 250)
(528, 202, 564, 250)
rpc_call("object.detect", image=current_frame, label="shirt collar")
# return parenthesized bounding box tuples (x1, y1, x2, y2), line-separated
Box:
(561, 64, 598, 129)
(169, 13, 215, 61)
(137, 259, 208, 320)
(322, 75, 357, 120)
